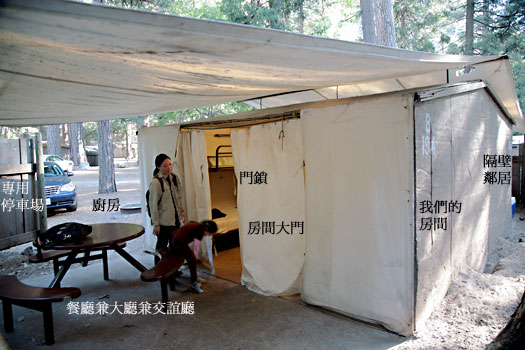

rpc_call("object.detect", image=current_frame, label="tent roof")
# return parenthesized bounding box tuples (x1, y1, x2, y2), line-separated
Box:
(0, 0, 522, 128)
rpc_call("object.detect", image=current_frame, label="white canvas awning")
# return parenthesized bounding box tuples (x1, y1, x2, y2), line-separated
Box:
(0, 0, 522, 128)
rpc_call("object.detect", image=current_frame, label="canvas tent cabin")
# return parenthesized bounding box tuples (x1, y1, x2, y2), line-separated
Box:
(1, 0, 523, 338)
(138, 80, 515, 335)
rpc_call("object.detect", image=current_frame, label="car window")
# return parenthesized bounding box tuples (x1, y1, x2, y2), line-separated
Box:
(44, 164, 64, 176)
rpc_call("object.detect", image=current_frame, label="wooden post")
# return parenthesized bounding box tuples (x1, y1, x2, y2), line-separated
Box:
(35, 133, 47, 233)
(521, 144, 525, 205)
(512, 152, 521, 202)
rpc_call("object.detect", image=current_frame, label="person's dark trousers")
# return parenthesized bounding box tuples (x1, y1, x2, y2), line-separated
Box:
(155, 225, 178, 262)
(155, 225, 178, 290)
(171, 242, 197, 284)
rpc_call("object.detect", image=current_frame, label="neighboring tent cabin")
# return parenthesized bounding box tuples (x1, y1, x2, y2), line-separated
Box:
(1, 0, 523, 337)
(138, 81, 514, 335)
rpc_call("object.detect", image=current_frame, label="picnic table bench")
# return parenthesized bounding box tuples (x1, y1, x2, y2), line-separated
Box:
(0, 275, 81, 345)
(141, 249, 185, 305)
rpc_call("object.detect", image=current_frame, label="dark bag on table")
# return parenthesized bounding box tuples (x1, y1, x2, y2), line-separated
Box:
(38, 222, 93, 247)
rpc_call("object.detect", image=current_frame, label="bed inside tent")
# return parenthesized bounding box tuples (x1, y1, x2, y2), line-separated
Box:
(199, 127, 242, 283)
(204, 129, 240, 253)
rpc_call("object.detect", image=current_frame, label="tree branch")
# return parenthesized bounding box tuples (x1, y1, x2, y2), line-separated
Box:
(474, 18, 511, 30)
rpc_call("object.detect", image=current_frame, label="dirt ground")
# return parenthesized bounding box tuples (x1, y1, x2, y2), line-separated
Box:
(0, 159, 145, 279)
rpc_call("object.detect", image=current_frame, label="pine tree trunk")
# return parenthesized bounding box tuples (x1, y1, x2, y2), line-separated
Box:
(486, 289, 525, 349)
(297, 0, 305, 34)
(125, 125, 130, 160)
(45, 125, 61, 155)
(1, 127, 11, 138)
(360, 0, 376, 44)
(81, 124, 89, 154)
(97, 120, 117, 194)
(373, 0, 397, 47)
(465, 0, 474, 54)
(68, 122, 87, 168)
(478, 0, 490, 54)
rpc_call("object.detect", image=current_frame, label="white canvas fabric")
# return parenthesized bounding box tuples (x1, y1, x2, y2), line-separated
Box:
(300, 94, 414, 335)
(414, 87, 512, 329)
(175, 131, 211, 222)
(174, 131, 214, 271)
(231, 120, 305, 296)
(137, 125, 180, 250)
(1, 0, 521, 129)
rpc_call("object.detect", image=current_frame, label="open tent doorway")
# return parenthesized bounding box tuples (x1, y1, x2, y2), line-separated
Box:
(204, 128, 242, 283)
(177, 117, 307, 296)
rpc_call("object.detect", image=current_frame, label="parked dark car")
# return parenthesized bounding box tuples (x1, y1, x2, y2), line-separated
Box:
(44, 161, 77, 212)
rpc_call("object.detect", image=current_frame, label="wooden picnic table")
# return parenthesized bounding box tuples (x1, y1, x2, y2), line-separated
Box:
(40, 223, 147, 288)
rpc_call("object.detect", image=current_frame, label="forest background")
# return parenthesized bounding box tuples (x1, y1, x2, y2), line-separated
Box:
(0, 0, 523, 193)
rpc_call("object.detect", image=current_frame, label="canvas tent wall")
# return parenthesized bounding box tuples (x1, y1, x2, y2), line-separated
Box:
(413, 83, 513, 328)
(300, 93, 415, 334)
(138, 81, 513, 335)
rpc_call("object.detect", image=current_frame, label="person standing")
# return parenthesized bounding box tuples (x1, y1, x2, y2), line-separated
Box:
(148, 153, 185, 259)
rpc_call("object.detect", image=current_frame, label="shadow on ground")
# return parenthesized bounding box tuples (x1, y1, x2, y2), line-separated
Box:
(1, 251, 406, 350)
